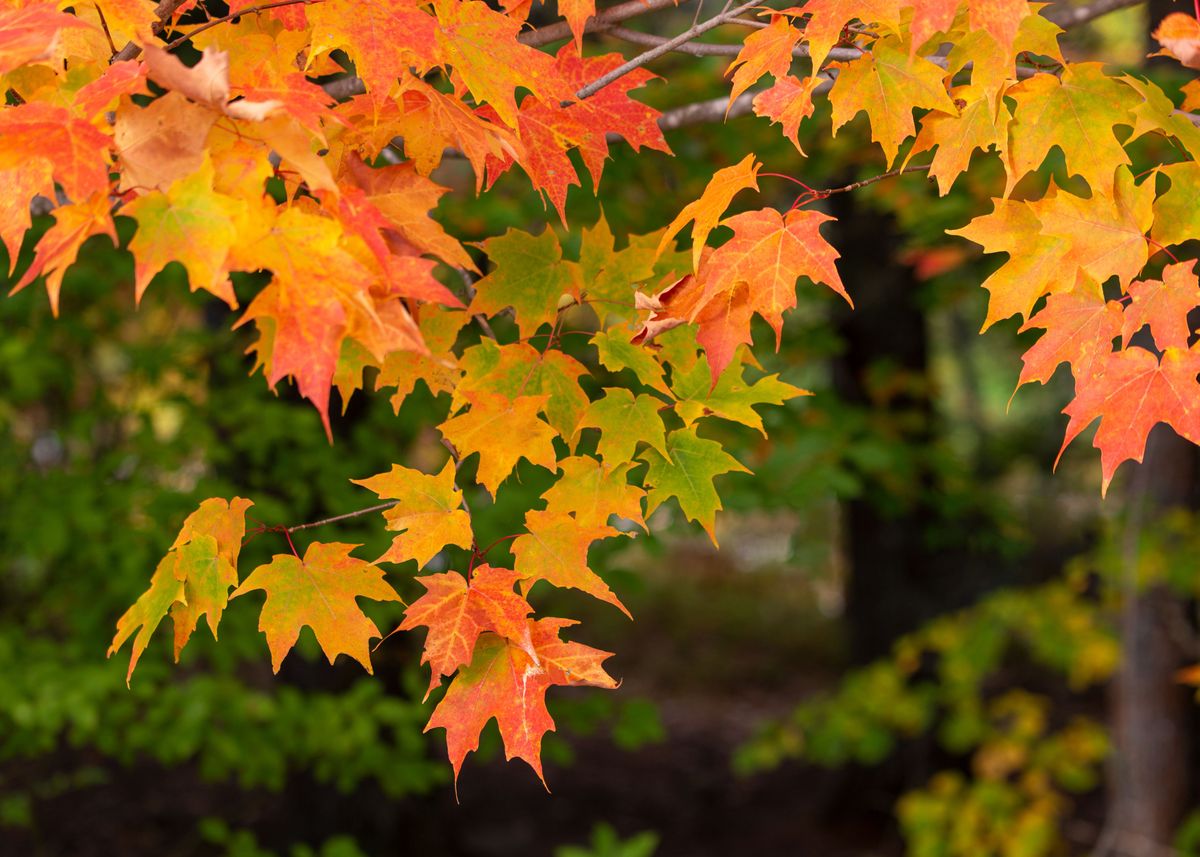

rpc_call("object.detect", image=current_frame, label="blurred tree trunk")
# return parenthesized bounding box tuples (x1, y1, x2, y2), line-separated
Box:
(1105, 427, 1194, 854)
(827, 200, 999, 662)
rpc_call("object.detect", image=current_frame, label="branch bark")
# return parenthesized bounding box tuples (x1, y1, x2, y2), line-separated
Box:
(111, 0, 191, 62)
(574, 0, 761, 99)
(520, 0, 686, 47)
(1045, 0, 1145, 28)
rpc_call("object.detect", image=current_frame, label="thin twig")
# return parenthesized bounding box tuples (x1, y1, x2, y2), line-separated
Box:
(1046, 0, 1145, 28)
(111, 0, 191, 62)
(285, 501, 398, 533)
(165, 0, 320, 51)
(815, 164, 932, 197)
(520, 0, 687, 47)
(455, 268, 498, 341)
(575, 0, 760, 100)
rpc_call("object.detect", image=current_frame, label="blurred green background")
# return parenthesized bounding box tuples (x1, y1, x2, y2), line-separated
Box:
(3, 2, 1200, 855)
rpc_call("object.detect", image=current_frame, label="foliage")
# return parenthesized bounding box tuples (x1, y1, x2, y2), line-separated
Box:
(5, 0, 1200, 801)
(555, 822, 660, 857)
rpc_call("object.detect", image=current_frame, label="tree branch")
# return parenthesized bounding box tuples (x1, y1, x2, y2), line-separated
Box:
(815, 164, 932, 197)
(575, 0, 761, 99)
(603, 24, 862, 60)
(285, 501, 398, 533)
(164, 0, 320, 51)
(520, 0, 686, 47)
(111, 0, 191, 62)
(1045, 0, 1144, 29)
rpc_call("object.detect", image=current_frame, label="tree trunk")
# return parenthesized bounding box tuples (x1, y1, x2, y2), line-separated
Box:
(1104, 431, 1196, 854)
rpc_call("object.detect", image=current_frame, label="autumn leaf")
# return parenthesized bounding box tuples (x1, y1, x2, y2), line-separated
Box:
(425, 618, 616, 785)
(456, 340, 590, 439)
(1058, 346, 1200, 495)
(752, 75, 819, 155)
(1004, 64, 1138, 196)
(439, 391, 559, 496)
(123, 154, 246, 306)
(949, 197, 1070, 329)
(232, 542, 403, 673)
(1152, 12, 1200, 70)
(0, 102, 112, 204)
(671, 360, 810, 433)
(470, 228, 581, 339)
(1150, 162, 1200, 249)
(592, 327, 673, 396)
(908, 84, 1011, 196)
(1121, 262, 1200, 352)
(10, 193, 117, 316)
(579, 215, 660, 326)
(352, 460, 473, 568)
(639, 427, 750, 545)
(1017, 272, 1123, 389)
(790, 0, 901, 74)
(0, 3, 95, 74)
(726, 16, 801, 107)
(829, 35, 958, 166)
(433, 0, 571, 128)
(399, 565, 534, 696)
(657, 154, 761, 271)
(512, 509, 629, 615)
(114, 92, 219, 194)
(577, 388, 668, 466)
(540, 456, 648, 530)
(110, 497, 252, 682)
(307, 0, 440, 97)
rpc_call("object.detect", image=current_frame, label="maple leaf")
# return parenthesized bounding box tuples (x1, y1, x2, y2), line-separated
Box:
(425, 618, 616, 785)
(1121, 262, 1200, 353)
(639, 427, 750, 544)
(1058, 346, 1200, 495)
(1031, 169, 1153, 292)
(829, 35, 958, 166)
(540, 456, 648, 530)
(308, 0, 440, 97)
(790, 0, 901, 74)
(10, 193, 117, 316)
(752, 75, 819, 155)
(579, 215, 660, 326)
(949, 197, 1070, 328)
(0, 102, 112, 204)
(657, 154, 761, 271)
(433, 0, 571, 128)
(114, 92, 219, 194)
(73, 60, 150, 120)
(123, 154, 246, 306)
(559, 0, 596, 47)
(699, 208, 847, 339)
(343, 154, 476, 272)
(592, 327, 673, 396)
(551, 44, 671, 169)
(967, 0, 1030, 55)
(908, 84, 1011, 196)
(439, 391, 559, 496)
(1150, 162, 1200, 249)
(0, 3, 95, 74)
(1004, 65, 1138, 197)
(512, 509, 629, 615)
(108, 552, 185, 685)
(908, 0, 958, 55)
(399, 565, 534, 696)
(1017, 272, 1123, 390)
(376, 306, 466, 409)
(109, 497, 252, 682)
(671, 360, 810, 433)
(233, 203, 422, 435)
(726, 16, 801, 107)
(470, 228, 581, 339)
(577, 388, 669, 467)
(456, 340, 589, 439)
(232, 542, 403, 673)
(351, 460, 474, 568)
(377, 75, 521, 189)
(0, 161, 53, 269)
(1152, 12, 1200, 70)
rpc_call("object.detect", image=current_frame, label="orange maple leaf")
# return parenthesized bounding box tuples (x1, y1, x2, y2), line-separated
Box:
(425, 617, 616, 786)
(232, 542, 403, 673)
